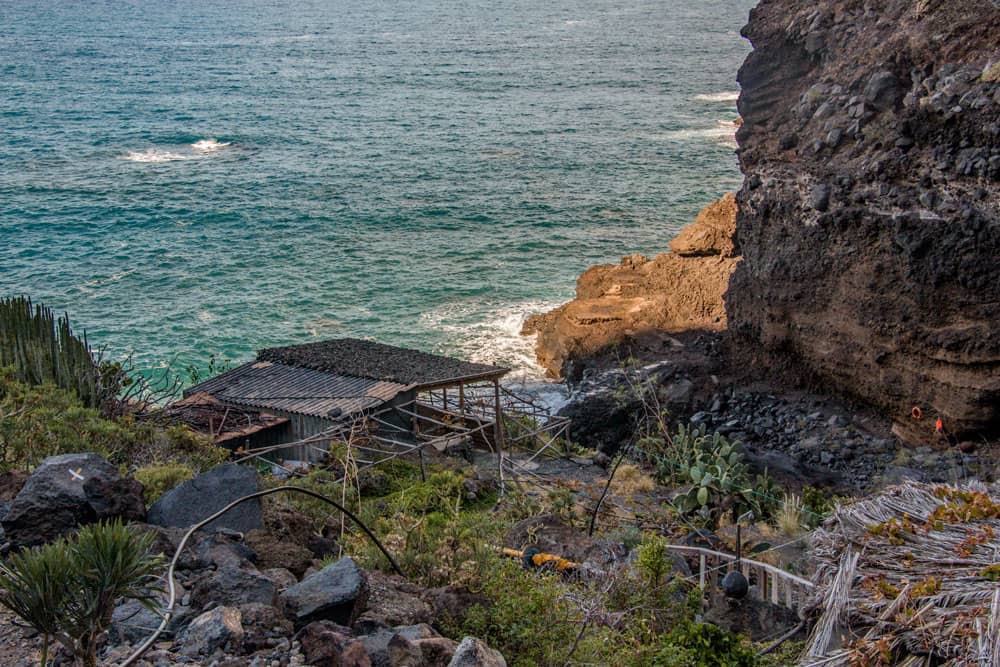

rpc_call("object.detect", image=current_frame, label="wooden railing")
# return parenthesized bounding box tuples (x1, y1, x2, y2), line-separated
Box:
(664, 544, 814, 613)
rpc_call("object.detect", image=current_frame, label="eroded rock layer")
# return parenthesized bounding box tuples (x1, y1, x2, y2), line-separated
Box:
(525, 195, 738, 377)
(728, 0, 1000, 443)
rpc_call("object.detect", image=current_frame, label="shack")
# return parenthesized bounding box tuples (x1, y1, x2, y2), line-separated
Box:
(182, 338, 511, 464)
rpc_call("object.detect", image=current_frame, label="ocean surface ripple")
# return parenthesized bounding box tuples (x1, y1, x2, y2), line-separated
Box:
(1, 0, 754, 380)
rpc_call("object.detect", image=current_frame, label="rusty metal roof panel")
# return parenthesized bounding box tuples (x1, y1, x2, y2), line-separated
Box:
(184, 361, 408, 419)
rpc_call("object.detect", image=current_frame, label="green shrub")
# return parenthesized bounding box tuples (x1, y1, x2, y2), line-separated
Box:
(446, 555, 615, 666)
(0, 519, 164, 667)
(651, 619, 757, 667)
(134, 462, 196, 503)
(635, 533, 670, 587)
(0, 367, 228, 472)
(0, 369, 132, 470)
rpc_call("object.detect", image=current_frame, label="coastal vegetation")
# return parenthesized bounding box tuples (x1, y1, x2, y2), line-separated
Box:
(0, 520, 162, 667)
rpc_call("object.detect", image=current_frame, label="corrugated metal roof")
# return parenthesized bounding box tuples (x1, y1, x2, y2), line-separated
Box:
(184, 361, 408, 419)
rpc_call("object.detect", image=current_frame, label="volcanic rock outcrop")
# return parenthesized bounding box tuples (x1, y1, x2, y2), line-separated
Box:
(524, 195, 739, 378)
(729, 0, 1000, 444)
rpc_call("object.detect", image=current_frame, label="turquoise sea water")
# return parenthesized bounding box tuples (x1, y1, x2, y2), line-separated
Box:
(1, 0, 754, 380)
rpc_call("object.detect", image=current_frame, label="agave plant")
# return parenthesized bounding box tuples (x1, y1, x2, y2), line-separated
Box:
(0, 519, 164, 667)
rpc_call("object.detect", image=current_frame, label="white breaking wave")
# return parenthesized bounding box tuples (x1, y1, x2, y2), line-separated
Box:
(420, 300, 562, 379)
(693, 91, 740, 103)
(421, 299, 571, 412)
(655, 119, 739, 147)
(121, 149, 192, 163)
(191, 138, 231, 152)
(121, 138, 232, 163)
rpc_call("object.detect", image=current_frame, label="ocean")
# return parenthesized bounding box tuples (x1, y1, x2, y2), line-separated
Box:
(1, 0, 754, 384)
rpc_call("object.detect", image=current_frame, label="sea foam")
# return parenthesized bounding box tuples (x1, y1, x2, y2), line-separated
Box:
(121, 148, 192, 163)
(121, 139, 231, 162)
(191, 138, 231, 152)
(693, 91, 740, 103)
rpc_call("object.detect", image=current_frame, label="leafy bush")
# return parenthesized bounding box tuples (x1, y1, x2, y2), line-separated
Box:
(447, 555, 615, 666)
(635, 533, 671, 587)
(651, 618, 757, 667)
(0, 369, 135, 470)
(801, 485, 842, 528)
(0, 367, 227, 472)
(0, 520, 163, 667)
(134, 462, 196, 503)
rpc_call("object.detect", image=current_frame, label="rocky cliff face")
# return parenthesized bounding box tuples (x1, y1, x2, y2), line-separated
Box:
(729, 0, 1000, 444)
(524, 195, 738, 378)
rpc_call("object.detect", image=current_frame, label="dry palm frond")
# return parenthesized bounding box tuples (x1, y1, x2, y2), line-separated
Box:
(801, 480, 1000, 667)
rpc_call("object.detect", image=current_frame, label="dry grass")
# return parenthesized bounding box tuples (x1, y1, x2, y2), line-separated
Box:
(609, 464, 656, 496)
(775, 493, 805, 537)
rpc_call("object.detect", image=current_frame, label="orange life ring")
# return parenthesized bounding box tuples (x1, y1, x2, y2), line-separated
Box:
(911, 406, 923, 420)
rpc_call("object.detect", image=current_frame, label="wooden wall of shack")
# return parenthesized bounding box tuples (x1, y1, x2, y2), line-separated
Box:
(250, 389, 417, 464)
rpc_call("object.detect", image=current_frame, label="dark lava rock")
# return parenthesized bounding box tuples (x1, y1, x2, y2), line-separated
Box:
(191, 565, 278, 610)
(238, 602, 294, 653)
(299, 621, 371, 667)
(110, 596, 194, 646)
(809, 184, 831, 211)
(704, 596, 801, 642)
(354, 570, 434, 632)
(147, 464, 262, 534)
(281, 557, 369, 628)
(2, 453, 146, 548)
(864, 70, 899, 109)
(194, 530, 258, 569)
(179, 606, 244, 657)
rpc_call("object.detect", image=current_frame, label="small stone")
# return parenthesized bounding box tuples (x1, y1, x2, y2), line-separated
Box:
(810, 184, 832, 212)
(448, 637, 506, 667)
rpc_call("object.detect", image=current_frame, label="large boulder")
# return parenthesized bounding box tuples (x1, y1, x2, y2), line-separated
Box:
(147, 464, 262, 534)
(281, 557, 369, 628)
(1, 453, 145, 548)
(191, 565, 278, 610)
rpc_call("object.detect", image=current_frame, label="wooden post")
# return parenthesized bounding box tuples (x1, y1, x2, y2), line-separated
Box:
(494, 379, 504, 497)
(459, 383, 465, 414)
(699, 553, 707, 589)
(442, 387, 448, 410)
(412, 403, 426, 482)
